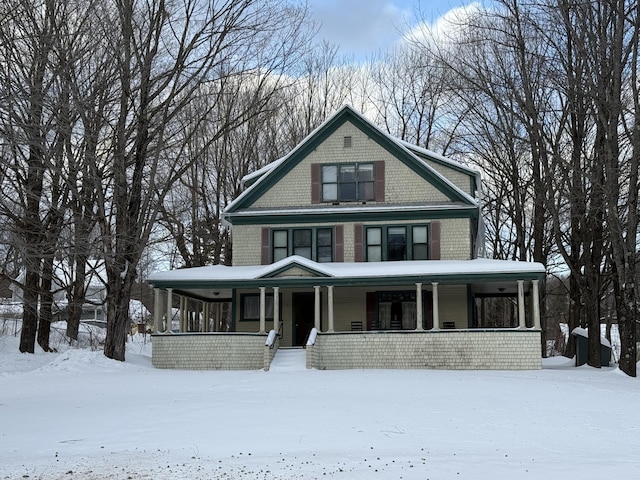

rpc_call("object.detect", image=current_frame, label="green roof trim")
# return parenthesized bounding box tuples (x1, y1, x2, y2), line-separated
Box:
(226, 205, 478, 226)
(225, 105, 476, 214)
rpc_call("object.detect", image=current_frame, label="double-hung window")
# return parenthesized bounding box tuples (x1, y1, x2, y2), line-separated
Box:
(321, 163, 375, 202)
(272, 227, 334, 262)
(365, 225, 430, 261)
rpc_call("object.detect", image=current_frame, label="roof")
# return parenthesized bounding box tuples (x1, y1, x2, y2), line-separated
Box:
(147, 256, 545, 299)
(225, 105, 479, 223)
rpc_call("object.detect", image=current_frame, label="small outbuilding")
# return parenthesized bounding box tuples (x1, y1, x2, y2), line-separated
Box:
(571, 327, 611, 367)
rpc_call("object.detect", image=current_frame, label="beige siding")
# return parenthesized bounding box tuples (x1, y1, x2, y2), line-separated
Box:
(232, 225, 262, 266)
(232, 218, 472, 266)
(423, 159, 475, 197)
(307, 330, 542, 370)
(438, 285, 469, 328)
(251, 121, 450, 209)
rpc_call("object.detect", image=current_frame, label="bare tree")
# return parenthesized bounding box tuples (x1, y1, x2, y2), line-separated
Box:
(91, 0, 313, 361)
(0, 0, 60, 353)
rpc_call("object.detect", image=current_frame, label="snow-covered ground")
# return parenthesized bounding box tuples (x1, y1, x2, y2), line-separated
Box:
(0, 326, 638, 480)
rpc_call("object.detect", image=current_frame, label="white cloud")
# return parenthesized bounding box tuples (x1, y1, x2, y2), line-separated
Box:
(308, 0, 412, 58)
(404, 2, 481, 47)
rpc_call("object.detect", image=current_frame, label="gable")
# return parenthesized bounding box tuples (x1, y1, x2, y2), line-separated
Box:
(225, 106, 476, 216)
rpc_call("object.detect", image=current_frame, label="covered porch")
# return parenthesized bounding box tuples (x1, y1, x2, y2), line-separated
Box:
(147, 257, 545, 370)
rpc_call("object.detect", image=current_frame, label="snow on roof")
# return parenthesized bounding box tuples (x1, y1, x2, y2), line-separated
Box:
(241, 158, 284, 185)
(571, 327, 612, 347)
(397, 139, 481, 177)
(148, 256, 545, 284)
(227, 203, 475, 219)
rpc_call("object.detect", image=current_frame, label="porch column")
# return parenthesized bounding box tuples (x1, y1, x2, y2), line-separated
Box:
(517, 280, 526, 329)
(165, 288, 173, 332)
(179, 296, 186, 332)
(314, 285, 321, 331)
(531, 279, 541, 329)
(203, 302, 210, 332)
(153, 288, 162, 333)
(431, 282, 440, 330)
(259, 286, 266, 334)
(415, 283, 424, 331)
(273, 286, 280, 333)
(327, 285, 335, 333)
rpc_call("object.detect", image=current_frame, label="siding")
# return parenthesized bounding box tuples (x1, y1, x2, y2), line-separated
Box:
(232, 218, 472, 266)
(250, 121, 451, 209)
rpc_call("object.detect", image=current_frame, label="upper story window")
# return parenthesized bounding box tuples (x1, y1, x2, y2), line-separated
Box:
(321, 163, 375, 202)
(366, 225, 430, 261)
(272, 227, 334, 263)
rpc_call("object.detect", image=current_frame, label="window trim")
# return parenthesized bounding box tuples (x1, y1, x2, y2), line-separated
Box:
(270, 227, 335, 263)
(321, 162, 375, 203)
(364, 224, 431, 261)
(240, 293, 276, 322)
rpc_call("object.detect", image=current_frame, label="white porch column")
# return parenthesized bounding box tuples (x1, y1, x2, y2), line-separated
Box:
(517, 280, 526, 329)
(273, 286, 280, 333)
(165, 288, 173, 332)
(203, 302, 210, 332)
(153, 288, 162, 333)
(431, 282, 440, 330)
(179, 296, 186, 332)
(531, 279, 541, 329)
(259, 286, 266, 333)
(415, 283, 423, 331)
(314, 286, 321, 331)
(327, 285, 335, 333)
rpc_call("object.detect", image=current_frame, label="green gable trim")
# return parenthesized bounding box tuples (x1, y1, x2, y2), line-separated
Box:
(226, 106, 475, 214)
(258, 261, 332, 279)
(226, 205, 479, 226)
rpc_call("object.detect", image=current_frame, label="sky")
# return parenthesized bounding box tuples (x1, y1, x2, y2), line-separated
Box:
(307, 0, 476, 59)
(0, 326, 639, 479)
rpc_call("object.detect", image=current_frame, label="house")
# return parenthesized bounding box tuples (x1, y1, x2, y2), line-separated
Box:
(9, 260, 107, 325)
(148, 105, 545, 370)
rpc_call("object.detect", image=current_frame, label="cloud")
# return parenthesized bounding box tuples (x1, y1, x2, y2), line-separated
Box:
(308, 0, 412, 58)
(404, 2, 482, 47)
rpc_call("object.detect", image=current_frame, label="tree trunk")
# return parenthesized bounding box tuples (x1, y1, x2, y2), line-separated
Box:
(19, 269, 40, 353)
(104, 272, 134, 361)
(37, 254, 54, 352)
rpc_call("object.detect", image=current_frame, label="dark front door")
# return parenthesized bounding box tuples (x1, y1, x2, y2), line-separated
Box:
(293, 292, 315, 346)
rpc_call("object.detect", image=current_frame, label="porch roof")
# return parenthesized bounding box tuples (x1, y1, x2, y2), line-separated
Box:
(147, 256, 545, 300)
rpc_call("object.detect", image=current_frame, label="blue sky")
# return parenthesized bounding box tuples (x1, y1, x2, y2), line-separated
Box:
(307, 0, 474, 59)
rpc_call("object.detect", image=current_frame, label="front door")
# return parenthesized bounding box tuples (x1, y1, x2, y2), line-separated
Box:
(293, 292, 315, 346)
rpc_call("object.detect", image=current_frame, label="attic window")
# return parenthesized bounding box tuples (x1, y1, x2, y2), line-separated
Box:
(321, 163, 374, 202)
(343, 136, 352, 148)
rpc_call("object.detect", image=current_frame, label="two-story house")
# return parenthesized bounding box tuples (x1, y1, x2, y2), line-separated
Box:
(148, 105, 545, 370)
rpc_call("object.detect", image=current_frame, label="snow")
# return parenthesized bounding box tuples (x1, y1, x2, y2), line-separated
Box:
(1, 327, 639, 479)
(148, 256, 545, 283)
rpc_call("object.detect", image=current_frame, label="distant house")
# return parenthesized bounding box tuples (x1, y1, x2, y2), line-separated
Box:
(148, 105, 545, 370)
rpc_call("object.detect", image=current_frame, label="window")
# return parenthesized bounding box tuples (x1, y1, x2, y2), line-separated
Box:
(412, 226, 429, 260)
(367, 227, 382, 262)
(271, 227, 334, 262)
(387, 227, 407, 261)
(272, 230, 288, 262)
(293, 229, 312, 258)
(321, 163, 375, 202)
(316, 228, 333, 262)
(365, 224, 430, 261)
(241, 294, 274, 321)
